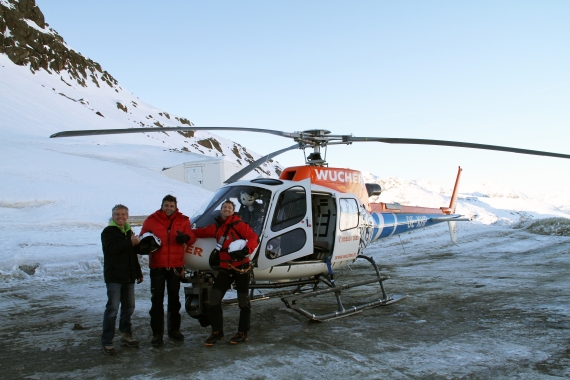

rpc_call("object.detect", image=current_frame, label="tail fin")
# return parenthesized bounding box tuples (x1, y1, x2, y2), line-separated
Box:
(448, 166, 463, 214)
(447, 167, 462, 244)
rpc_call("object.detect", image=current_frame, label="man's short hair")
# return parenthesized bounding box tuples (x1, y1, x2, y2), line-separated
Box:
(162, 194, 177, 206)
(222, 200, 235, 211)
(112, 204, 129, 214)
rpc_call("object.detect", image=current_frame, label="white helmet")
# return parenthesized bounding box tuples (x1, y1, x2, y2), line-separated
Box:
(228, 239, 247, 253)
(240, 190, 256, 207)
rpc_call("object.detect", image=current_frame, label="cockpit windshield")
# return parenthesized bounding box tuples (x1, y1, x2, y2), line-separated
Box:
(191, 186, 272, 236)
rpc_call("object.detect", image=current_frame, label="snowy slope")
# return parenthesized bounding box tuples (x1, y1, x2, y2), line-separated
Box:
(0, 1, 281, 278)
(1, 0, 282, 174)
(0, 52, 281, 176)
(0, 52, 225, 278)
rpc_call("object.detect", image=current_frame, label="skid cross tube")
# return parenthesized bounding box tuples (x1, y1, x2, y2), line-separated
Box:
(222, 278, 321, 305)
(248, 278, 319, 289)
(357, 254, 388, 300)
(280, 255, 407, 321)
(325, 256, 345, 313)
(280, 276, 403, 321)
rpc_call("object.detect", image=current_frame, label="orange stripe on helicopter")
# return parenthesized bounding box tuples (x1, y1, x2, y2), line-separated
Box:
(279, 165, 462, 215)
(280, 166, 371, 208)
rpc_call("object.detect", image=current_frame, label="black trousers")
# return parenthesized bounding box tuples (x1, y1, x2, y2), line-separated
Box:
(149, 267, 182, 335)
(208, 269, 251, 334)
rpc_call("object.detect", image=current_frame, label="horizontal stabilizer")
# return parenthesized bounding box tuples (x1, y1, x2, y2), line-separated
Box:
(429, 216, 472, 222)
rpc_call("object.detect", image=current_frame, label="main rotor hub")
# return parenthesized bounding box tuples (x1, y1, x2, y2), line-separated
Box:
(294, 130, 335, 166)
(301, 129, 331, 136)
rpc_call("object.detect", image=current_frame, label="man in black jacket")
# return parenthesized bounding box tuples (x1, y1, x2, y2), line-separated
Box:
(100, 204, 143, 356)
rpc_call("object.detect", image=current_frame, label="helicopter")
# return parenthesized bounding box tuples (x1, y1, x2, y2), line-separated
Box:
(50, 127, 570, 322)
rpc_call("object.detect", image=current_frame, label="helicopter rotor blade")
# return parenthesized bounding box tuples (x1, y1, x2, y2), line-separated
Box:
(49, 126, 570, 161)
(224, 143, 302, 184)
(347, 137, 570, 160)
(49, 126, 298, 139)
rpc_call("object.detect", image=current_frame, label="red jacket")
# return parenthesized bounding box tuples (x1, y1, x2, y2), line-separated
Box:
(141, 209, 196, 269)
(194, 214, 258, 269)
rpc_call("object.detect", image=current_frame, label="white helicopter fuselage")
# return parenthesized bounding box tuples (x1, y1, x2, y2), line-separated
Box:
(184, 166, 466, 282)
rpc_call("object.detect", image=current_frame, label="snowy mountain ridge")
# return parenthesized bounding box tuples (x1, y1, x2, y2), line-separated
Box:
(0, 0, 282, 177)
(362, 171, 570, 226)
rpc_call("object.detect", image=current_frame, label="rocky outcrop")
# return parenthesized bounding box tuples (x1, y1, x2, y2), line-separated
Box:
(1, 0, 117, 88)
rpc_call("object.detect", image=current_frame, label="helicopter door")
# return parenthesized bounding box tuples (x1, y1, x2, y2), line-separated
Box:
(256, 179, 314, 270)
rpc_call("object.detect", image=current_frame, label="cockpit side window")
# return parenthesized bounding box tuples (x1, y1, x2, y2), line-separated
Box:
(191, 187, 231, 227)
(192, 186, 271, 235)
(271, 186, 307, 232)
(339, 198, 359, 231)
(235, 187, 271, 236)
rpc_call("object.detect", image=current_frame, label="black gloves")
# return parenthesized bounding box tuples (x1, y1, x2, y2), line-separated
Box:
(175, 231, 191, 244)
(230, 247, 249, 260)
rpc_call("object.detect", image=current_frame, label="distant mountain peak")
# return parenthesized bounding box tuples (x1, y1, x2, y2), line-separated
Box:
(1, 0, 118, 88)
(0, 0, 282, 178)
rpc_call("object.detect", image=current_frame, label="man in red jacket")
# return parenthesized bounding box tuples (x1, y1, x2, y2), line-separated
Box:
(140, 194, 196, 347)
(193, 200, 258, 346)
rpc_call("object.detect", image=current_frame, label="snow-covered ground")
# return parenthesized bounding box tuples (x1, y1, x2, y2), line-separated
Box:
(2, 221, 569, 379)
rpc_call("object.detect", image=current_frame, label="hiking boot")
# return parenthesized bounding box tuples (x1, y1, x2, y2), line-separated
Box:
(120, 332, 139, 347)
(102, 345, 116, 356)
(229, 331, 248, 345)
(204, 331, 224, 346)
(168, 330, 184, 342)
(151, 335, 164, 347)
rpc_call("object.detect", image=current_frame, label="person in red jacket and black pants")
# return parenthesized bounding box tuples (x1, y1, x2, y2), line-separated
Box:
(193, 200, 259, 346)
(140, 194, 196, 347)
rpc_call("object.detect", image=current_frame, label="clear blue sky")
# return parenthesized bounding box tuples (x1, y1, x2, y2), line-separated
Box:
(36, 0, 570, 192)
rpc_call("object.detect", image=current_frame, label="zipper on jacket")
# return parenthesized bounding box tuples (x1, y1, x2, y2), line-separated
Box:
(167, 218, 174, 268)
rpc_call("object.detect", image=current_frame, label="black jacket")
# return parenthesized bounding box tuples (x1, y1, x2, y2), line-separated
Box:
(101, 226, 143, 284)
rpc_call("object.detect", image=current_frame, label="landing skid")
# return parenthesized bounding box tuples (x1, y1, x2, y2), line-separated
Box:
(197, 255, 407, 322)
(281, 255, 408, 322)
(222, 278, 321, 306)
(282, 282, 407, 322)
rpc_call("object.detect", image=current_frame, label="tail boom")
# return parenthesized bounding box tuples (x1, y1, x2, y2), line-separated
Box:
(369, 212, 466, 242)
(368, 166, 468, 243)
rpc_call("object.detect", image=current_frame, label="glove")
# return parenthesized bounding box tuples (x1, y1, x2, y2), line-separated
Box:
(230, 246, 249, 260)
(175, 231, 191, 244)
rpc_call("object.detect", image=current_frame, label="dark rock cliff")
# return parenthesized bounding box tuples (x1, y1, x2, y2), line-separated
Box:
(1, 0, 117, 88)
